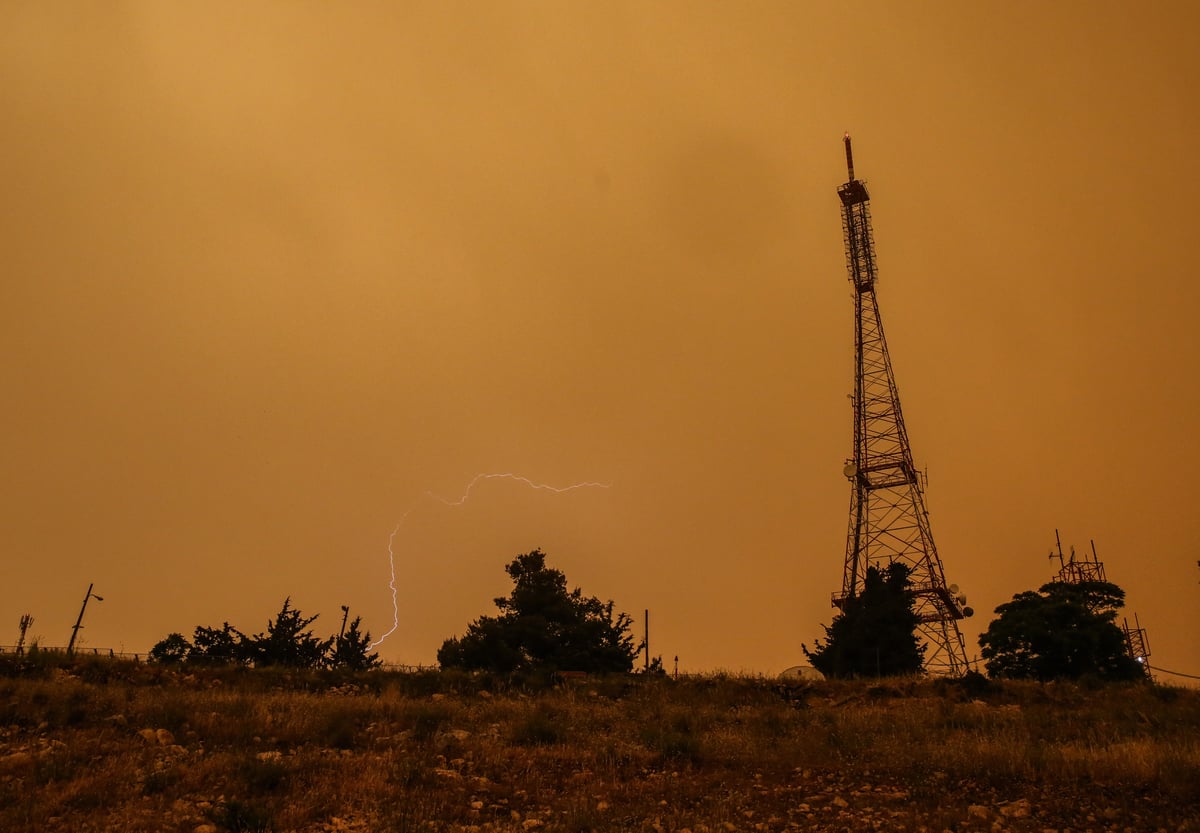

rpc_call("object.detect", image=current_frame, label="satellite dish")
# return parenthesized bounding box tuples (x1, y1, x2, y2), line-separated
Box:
(963, 606, 974, 618)
(956, 593, 967, 606)
(843, 462, 857, 479)
(780, 665, 825, 681)
(948, 584, 960, 595)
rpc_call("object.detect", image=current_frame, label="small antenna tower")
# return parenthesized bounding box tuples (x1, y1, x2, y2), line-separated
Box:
(832, 135, 972, 675)
(1045, 531, 1149, 668)
(1122, 613, 1151, 667)
(1049, 529, 1106, 583)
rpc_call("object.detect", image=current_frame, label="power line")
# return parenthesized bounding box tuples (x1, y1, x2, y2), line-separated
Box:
(1147, 664, 1200, 681)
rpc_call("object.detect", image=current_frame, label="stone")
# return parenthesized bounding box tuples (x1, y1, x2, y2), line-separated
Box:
(1000, 799, 1031, 819)
(138, 728, 158, 744)
(156, 728, 176, 746)
(968, 805, 990, 820)
(1, 751, 33, 770)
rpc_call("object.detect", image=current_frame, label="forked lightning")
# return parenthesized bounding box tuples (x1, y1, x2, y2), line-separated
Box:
(369, 473, 611, 649)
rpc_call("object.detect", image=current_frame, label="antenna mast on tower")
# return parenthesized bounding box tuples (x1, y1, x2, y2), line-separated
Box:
(834, 135, 972, 675)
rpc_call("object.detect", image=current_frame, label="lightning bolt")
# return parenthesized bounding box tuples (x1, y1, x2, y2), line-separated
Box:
(369, 473, 611, 650)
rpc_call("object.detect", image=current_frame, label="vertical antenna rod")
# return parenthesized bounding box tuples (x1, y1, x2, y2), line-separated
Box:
(844, 132, 856, 181)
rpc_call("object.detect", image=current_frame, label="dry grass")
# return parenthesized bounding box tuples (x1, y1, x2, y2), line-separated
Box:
(1, 655, 1198, 832)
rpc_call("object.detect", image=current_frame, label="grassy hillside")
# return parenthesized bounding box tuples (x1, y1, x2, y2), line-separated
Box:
(1, 654, 1197, 832)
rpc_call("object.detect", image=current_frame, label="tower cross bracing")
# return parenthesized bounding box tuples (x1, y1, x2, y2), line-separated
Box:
(835, 135, 971, 675)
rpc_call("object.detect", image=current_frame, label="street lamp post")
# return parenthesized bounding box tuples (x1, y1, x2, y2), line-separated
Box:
(67, 583, 103, 655)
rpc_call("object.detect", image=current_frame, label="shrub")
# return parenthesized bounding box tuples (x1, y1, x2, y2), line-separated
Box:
(512, 706, 565, 746)
(211, 799, 275, 833)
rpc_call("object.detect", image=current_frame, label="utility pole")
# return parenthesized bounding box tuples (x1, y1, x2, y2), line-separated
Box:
(833, 135, 971, 675)
(644, 609, 649, 671)
(16, 614, 33, 655)
(339, 605, 350, 640)
(67, 583, 103, 655)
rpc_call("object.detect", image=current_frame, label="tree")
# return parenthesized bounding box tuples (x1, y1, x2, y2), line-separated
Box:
(803, 562, 925, 678)
(151, 599, 383, 670)
(438, 549, 638, 674)
(978, 580, 1146, 681)
(327, 616, 382, 671)
(188, 622, 251, 666)
(244, 598, 331, 669)
(149, 632, 192, 664)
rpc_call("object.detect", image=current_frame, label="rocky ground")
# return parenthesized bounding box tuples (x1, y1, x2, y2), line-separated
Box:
(1, 664, 1197, 832)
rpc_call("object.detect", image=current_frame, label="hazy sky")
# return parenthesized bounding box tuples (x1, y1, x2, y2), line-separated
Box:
(2, 2, 1197, 679)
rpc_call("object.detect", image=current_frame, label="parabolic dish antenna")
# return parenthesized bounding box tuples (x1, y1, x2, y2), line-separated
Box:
(780, 665, 825, 681)
(842, 462, 858, 479)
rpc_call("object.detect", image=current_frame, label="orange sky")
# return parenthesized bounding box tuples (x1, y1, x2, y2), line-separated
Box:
(2, 3, 1197, 680)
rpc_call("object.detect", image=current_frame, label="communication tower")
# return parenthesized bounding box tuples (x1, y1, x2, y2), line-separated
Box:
(1047, 530, 1151, 669)
(834, 135, 971, 675)
(1048, 528, 1107, 583)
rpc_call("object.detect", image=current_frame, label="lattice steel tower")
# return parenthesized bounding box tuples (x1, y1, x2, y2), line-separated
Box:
(835, 135, 971, 675)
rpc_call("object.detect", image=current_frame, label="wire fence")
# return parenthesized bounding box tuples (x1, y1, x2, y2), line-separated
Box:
(0, 645, 440, 673)
(7, 646, 1190, 682)
(0, 645, 148, 661)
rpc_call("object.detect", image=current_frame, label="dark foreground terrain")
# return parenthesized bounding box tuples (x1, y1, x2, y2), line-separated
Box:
(1, 655, 1197, 833)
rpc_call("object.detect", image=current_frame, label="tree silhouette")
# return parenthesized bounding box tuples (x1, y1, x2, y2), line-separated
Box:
(803, 562, 925, 678)
(151, 600, 379, 670)
(244, 598, 331, 669)
(327, 615, 381, 670)
(438, 549, 638, 674)
(148, 632, 192, 664)
(188, 622, 251, 666)
(979, 580, 1145, 681)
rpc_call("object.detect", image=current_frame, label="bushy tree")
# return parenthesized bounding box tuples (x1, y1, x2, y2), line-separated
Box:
(244, 598, 331, 669)
(327, 616, 382, 671)
(803, 562, 925, 678)
(438, 549, 638, 674)
(149, 632, 192, 664)
(151, 599, 381, 670)
(188, 622, 251, 666)
(979, 580, 1145, 681)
